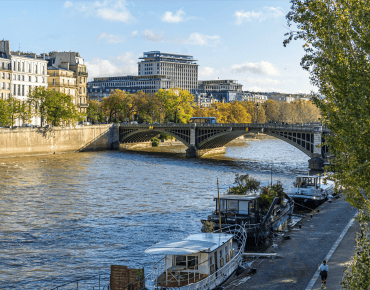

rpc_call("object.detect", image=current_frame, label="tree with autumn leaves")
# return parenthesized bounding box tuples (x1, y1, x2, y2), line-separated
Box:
(285, 0, 370, 288)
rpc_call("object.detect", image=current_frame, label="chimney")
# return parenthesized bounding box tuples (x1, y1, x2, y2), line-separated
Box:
(0, 40, 10, 58)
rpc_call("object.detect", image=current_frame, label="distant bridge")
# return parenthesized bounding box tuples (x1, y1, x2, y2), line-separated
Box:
(119, 123, 331, 170)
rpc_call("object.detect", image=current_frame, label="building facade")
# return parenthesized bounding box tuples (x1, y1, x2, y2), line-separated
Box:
(138, 51, 198, 92)
(47, 66, 77, 102)
(47, 52, 88, 113)
(197, 80, 242, 93)
(0, 43, 11, 100)
(87, 75, 172, 101)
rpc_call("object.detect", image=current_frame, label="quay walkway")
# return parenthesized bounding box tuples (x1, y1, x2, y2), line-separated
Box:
(225, 196, 358, 290)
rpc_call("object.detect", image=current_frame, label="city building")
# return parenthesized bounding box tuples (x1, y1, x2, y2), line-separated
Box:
(0, 41, 11, 100)
(47, 66, 77, 103)
(197, 80, 242, 93)
(87, 75, 172, 101)
(138, 51, 198, 92)
(268, 93, 311, 103)
(47, 52, 88, 113)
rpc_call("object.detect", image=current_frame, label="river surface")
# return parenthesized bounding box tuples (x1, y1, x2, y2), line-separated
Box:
(0, 136, 310, 289)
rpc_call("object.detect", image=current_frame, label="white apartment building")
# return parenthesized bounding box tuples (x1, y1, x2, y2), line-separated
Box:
(138, 51, 198, 92)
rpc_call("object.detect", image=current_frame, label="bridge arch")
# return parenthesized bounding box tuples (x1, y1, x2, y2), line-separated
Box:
(120, 128, 192, 147)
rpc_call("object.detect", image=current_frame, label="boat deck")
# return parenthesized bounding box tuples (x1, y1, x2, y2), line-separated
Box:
(156, 272, 208, 288)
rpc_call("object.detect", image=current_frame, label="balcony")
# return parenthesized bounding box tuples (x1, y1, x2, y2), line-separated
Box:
(78, 72, 88, 76)
(79, 103, 89, 108)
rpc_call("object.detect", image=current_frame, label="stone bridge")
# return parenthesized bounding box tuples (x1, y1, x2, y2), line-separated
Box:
(119, 123, 331, 170)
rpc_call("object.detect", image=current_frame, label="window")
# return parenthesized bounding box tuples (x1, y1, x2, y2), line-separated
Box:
(54, 71, 56, 76)
(22, 85, 24, 96)
(29, 76, 31, 82)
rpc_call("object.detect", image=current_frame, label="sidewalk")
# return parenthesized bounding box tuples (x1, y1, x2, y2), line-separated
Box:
(225, 196, 358, 290)
(311, 218, 358, 290)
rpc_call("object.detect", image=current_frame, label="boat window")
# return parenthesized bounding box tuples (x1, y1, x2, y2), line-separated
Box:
(239, 201, 249, 214)
(187, 256, 198, 270)
(220, 257, 224, 267)
(220, 200, 227, 212)
(226, 253, 229, 262)
(175, 256, 186, 267)
(249, 200, 255, 213)
(209, 256, 213, 265)
(227, 200, 238, 213)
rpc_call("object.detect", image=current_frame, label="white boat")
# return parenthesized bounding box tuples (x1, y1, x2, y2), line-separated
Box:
(288, 175, 335, 209)
(143, 225, 247, 290)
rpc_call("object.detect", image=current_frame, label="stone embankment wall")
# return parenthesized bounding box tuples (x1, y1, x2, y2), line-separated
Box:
(0, 124, 119, 157)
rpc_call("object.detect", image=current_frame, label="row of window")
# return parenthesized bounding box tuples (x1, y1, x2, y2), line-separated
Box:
(13, 74, 46, 83)
(12, 60, 46, 75)
(1, 82, 10, 90)
(1, 72, 10, 79)
(52, 79, 75, 85)
(0, 92, 11, 100)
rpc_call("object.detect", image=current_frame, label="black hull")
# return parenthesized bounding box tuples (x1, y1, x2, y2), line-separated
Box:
(291, 196, 326, 210)
(203, 200, 294, 242)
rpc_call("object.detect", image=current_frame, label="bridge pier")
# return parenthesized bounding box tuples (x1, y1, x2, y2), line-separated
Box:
(308, 156, 325, 171)
(186, 146, 226, 158)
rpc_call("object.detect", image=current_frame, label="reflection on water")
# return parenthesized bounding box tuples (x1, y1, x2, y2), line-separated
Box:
(0, 137, 309, 289)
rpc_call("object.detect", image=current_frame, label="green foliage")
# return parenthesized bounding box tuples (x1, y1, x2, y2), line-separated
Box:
(203, 221, 215, 233)
(28, 87, 83, 126)
(228, 174, 260, 195)
(259, 182, 285, 213)
(342, 213, 370, 290)
(151, 137, 160, 147)
(87, 100, 105, 123)
(159, 133, 171, 140)
(285, 1, 370, 286)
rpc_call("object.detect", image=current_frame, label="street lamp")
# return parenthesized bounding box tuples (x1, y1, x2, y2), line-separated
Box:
(152, 110, 154, 124)
(215, 106, 218, 122)
(132, 109, 135, 122)
(256, 103, 259, 123)
(159, 107, 162, 124)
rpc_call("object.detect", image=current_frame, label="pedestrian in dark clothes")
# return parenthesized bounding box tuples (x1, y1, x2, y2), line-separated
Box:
(319, 259, 329, 289)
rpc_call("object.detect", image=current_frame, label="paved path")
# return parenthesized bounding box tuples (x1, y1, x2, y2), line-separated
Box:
(225, 196, 358, 290)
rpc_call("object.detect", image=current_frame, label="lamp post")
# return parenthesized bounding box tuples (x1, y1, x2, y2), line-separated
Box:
(132, 109, 135, 122)
(215, 106, 218, 122)
(256, 103, 259, 123)
(159, 107, 162, 124)
(177, 108, 181, 123)
(152, 110, 154, 124)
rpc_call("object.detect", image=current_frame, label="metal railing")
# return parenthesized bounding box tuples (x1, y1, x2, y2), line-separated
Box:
(143, 224, 247, 290)
(49, 274, 110, 290)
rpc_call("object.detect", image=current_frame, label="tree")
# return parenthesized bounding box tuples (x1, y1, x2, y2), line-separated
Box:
(0, 98, 11, 127)
(264, 100, 281, 123)
(285, 1, 370, 287)
(87, 100, 104, 123)
(228, 174, 260, 195)
(156, 88, 194, 123)
(28, 87, 83, 126)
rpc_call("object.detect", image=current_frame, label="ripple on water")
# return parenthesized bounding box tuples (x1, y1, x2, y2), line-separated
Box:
(0, 138, 309, 288)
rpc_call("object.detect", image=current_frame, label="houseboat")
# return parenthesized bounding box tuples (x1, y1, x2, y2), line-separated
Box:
(144, 225, 247, 290)
(288, 175, 334, 209)
(201, 194, 294, 242)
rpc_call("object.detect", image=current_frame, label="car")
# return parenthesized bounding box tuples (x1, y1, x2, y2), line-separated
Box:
(154, 122, 159, 124)
(130, 121, 138, 125)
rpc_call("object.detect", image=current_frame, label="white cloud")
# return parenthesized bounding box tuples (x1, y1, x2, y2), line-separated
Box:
(141, 30, 164, 42)
(186, 33, 220, 46)
(161, 8, 186, 23)
(63, 0, 135, 23)
(130, 30, 138, 38)
(64, 1, 73, 8)
(96, 33, 125, 43)
(86, 52, 137, 79)
(235, 6, 284, 24)
(231, 61, 279, 76)
(199, 66, 216, 78)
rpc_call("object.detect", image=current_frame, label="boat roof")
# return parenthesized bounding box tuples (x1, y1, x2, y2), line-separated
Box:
(217, 195, 259, 201)
(296, 175, 319, 178)
(184, 233, 233, 252)
(145, 233, 233, 255)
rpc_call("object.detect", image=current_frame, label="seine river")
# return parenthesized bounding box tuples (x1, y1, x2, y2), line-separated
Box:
(0, 136, 309, 289)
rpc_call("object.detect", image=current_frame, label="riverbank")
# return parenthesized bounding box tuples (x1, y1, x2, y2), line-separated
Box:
(225, 195, 357, 290)
(0, 124, 118, 157)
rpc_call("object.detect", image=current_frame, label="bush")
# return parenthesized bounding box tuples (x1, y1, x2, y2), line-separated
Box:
(151, 137, 160, 147)
(203, 221, 215, 233)
(159, 133, 171, 140)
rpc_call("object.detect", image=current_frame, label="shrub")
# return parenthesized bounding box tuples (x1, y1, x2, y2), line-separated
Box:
(159, 133, 171, 140)
(151, 137, 160, 147)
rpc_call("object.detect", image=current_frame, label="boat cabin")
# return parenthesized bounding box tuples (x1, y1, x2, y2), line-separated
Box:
(145, 233, 234, 288)
(295, 175, 321, 188)
(215, 195, 260, 215)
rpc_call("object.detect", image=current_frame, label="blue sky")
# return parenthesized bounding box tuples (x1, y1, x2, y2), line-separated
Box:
(0, 0, 316, 94)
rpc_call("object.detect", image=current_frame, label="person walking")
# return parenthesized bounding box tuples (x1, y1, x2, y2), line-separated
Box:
(319, 260, 329, 289)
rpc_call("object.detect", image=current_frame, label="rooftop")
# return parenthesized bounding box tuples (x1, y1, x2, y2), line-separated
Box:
(145, 233, 233, 255)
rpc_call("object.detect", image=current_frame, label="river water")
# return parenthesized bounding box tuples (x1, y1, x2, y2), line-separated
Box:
(0, 136, 309, 289)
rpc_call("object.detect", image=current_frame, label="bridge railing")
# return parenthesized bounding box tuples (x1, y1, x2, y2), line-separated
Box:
(118, 122, 329, 132)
